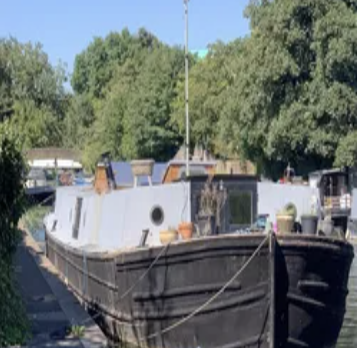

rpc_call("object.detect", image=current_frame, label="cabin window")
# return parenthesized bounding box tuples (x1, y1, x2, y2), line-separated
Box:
(150, 206, 164, 226)
(229, 191, 252, 226)
(72, 197, 83, 239)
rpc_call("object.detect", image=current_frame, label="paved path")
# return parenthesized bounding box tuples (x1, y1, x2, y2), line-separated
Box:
(15, 230, 107, 348)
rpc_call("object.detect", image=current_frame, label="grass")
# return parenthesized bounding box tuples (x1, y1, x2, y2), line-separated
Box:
(68, 325, 85, 338)
(21, 206, 51, 234)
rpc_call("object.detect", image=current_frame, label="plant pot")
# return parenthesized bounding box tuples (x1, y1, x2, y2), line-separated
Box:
(159, 229, 178, 244)
(178, 222, 194, 240)
(284, 203, 297, 220)
(276, 214, 295, 234)
(198, 215, 216, 236)
(301, 215, 318, 235)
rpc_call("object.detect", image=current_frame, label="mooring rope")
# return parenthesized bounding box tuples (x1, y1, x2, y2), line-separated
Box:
(119, 242, 171, 300)
(141, 233, 271, 341)
(65, 232, 270, 339)
(75, 241, 171, 326)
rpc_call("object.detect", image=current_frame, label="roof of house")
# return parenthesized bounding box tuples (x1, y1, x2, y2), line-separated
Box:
(29, 159, 82, 169)
(26, 148, 81, 161)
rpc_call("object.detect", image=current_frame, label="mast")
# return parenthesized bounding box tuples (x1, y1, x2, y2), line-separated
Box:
(184, 0, 190, 177)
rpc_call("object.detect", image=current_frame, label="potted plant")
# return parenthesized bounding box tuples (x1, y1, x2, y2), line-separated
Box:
(301, 205, 318, 235)
(197, 178, 227, 236)
(178, 222, 194, 240)
(159, 226, 178, 244)
(276, 203, 297, 234)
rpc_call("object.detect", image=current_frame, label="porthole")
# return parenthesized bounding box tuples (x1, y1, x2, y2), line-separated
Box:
(150, 206, 164, 226)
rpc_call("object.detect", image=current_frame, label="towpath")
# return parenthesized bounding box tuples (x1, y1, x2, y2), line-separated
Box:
(14, 229, 107, 348)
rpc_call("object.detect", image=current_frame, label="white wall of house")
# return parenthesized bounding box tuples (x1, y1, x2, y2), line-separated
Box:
(29, 159, 82, 169)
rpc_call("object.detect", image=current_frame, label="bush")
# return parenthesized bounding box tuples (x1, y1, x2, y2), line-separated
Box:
(0, 128, 29, 346)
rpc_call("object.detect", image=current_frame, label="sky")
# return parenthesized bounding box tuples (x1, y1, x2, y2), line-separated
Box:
(0, 1, 250, 74)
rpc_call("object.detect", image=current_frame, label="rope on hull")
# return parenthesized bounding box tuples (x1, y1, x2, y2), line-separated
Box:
(142, 233, 271, 341)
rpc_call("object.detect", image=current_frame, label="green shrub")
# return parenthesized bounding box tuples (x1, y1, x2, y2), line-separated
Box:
(22, 206, 51, 234)
(0, 129, 29, 346)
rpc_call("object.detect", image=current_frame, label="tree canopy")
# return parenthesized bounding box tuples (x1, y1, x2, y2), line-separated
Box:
(220, 0, 357, 176)
(67, 29, 188, 169)
(0, 126, 28, 345)
(0, 1, 357, 176)
(0, 38, 67, 149)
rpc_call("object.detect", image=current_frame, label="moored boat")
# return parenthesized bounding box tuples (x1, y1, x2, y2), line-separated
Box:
(44, 159, 354, 348)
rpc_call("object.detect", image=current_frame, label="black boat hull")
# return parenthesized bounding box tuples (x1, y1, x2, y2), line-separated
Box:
(45, 232, 353, 348)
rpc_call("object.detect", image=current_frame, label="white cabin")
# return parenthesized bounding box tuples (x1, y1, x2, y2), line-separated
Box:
(45, 182, 191, 251)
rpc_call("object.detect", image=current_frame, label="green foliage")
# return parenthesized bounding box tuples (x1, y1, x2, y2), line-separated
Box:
(73, 30, 187, 170)
(22, 206, 52, 234)
(63, 94, 95, 150)
(11, 99, 63, 148)
(221, 0, 356, 176)
(69, 325, 85, 338)
(171, 40, 242, 158)
(122, 46, 184, 160)
(334, 130, 357, 168)
(82, 85, 128, 170)
(0, 129, 29, 346)
(71, 28, 160, 98)
(0, 38, 68, 150)
(1, 2, 356, 175)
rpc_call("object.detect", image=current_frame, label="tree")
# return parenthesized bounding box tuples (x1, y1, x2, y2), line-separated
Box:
(220, 0, 356, 177)
(71, 28, 160, 98)
(82, 82, 128, 169)
(121, 46, 184, 160)
(0, 125, 28, 346)
(0, 38, 67, 149)
(334, 130, 357, 168)
(71, 29, 187, 169)
(171, 41, 242, 157)
(63, 94, 95, 150)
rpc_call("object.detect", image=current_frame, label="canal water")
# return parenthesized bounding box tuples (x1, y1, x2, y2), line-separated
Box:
(27, 215, 357, 347)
